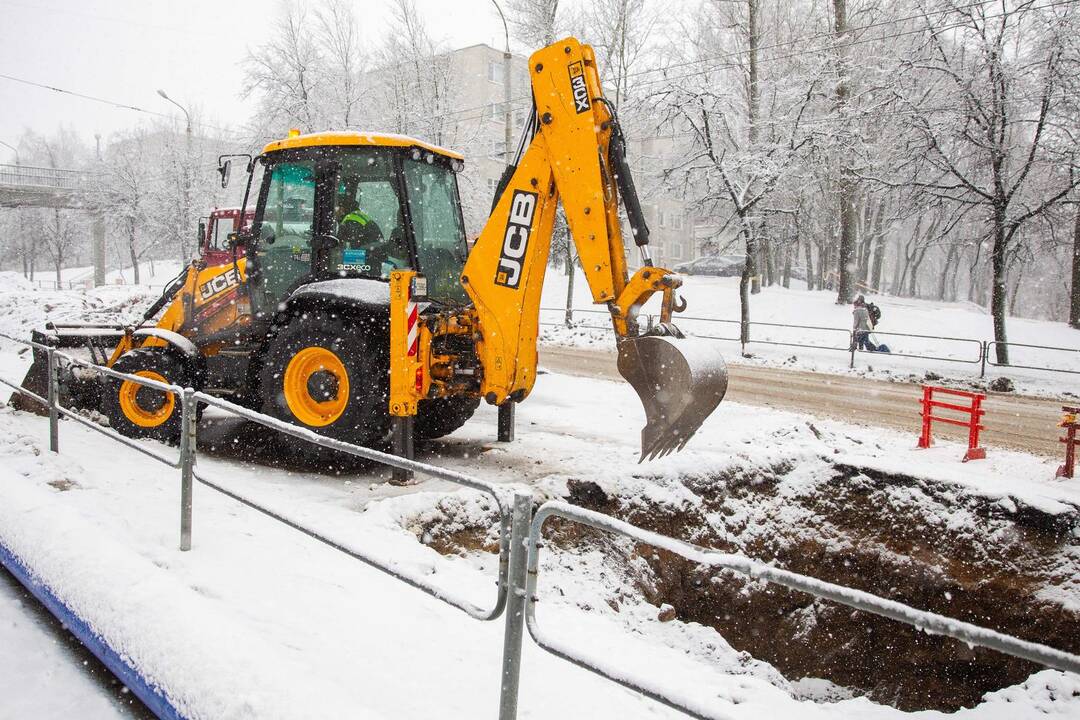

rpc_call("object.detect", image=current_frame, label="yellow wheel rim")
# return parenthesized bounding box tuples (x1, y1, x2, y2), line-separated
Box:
(118, 371, 175, 428)
(283, 346, 350, 427)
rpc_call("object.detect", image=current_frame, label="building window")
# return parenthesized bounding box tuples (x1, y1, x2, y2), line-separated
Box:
(488, 61, 504, 83)
(658, 210, 666, 228)
(490, 139, 506, 158)
(514, 108, 526, 127)
(673, 214, 684, 230)
(486, 177, 496, 192)
(490, 102, 504, 122)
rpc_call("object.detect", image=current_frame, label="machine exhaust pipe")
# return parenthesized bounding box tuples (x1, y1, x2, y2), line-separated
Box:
(617, 333, 728, 461)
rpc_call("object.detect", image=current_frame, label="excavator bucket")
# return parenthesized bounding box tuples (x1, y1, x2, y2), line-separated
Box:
(617, 335, 728, 461)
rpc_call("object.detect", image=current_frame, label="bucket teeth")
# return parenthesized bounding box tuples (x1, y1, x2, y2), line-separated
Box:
(617, 334, 728, 462)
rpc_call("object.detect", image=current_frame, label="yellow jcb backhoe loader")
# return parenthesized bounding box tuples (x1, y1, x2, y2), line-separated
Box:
(17, 37, 727, 463)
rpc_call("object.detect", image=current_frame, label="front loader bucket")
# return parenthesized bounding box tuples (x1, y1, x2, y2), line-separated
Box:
(10, 351, 50, 415)
(8, 325, 124, 416)
(617, 335, 728, 461)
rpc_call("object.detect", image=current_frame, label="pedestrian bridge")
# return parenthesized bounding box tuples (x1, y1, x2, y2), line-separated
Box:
(0, 163, 97, 209)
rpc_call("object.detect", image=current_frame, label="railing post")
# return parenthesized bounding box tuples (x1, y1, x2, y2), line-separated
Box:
(46, 348, 59, 453)
(498, 492, 532, 720)
(849, 331, 856, 369)
(980, 341, 988, 378)
(179, 388, 197, 552)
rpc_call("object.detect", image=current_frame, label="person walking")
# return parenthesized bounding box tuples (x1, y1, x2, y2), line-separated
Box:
(852, 295, 876, 351)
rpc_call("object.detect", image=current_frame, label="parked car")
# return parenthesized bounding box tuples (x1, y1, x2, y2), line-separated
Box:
(674, 255, 745, 277)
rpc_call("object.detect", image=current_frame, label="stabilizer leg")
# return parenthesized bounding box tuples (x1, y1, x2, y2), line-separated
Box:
(498, 402, 515, 442)
(390, 415, 415, 486)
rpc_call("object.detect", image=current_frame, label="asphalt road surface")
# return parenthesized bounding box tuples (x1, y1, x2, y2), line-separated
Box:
(538, 345, 1067, 458)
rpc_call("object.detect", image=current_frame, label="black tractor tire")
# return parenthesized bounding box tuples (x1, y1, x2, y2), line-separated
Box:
(415, 396, 480, 441)
(101, 348, 189, 444)
(258, 310, 391, 462)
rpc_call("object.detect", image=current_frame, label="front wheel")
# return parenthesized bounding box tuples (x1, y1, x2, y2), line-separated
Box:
(259, 311, 391, 459)
(102, 348, 188, 444)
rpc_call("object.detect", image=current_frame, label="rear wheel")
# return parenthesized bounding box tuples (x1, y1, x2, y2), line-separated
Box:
(259, 311, 391, 462)
(102, 349, 188, 444)
(415, 396, 480, 440)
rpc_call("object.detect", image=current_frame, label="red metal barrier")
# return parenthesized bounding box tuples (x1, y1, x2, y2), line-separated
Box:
(1058, 406, 1079, 479)
(917, 385, 986, 462)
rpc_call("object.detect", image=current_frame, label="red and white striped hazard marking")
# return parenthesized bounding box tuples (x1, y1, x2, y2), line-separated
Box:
(406, 299, 419, 357)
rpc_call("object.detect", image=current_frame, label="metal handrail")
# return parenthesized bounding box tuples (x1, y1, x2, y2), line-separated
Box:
(539, 307, 1080, 377)
(0, 163, 93, 190)
(522, 500, 1080, 720)
(854, 329, 985, 366)
(191, 391, 513, 621)
(0, 329, 514, 622)
(0, 331, 183, 466)
(987, 341, 1080, 375)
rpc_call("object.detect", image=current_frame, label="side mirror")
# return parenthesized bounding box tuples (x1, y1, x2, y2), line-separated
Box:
(218, 159, 232, 189)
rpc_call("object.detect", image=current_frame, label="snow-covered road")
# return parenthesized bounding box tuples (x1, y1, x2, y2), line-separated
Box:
(540, 344, 1068, 457)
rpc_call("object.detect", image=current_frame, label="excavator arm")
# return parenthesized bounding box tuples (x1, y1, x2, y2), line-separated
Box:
(459, 37, 728, 459)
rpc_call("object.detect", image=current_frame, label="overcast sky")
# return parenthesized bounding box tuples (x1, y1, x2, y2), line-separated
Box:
(0, 0, 514, 161)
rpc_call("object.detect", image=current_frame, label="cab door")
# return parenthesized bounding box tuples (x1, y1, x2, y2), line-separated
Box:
(249, 158, 321, 314)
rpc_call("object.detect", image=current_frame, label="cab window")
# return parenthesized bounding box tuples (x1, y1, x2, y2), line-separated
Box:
(329, 150, 408, 280)
(403, 157, 468, 304)
(258, 162, 316, 249)
(210, 217, 233, 250)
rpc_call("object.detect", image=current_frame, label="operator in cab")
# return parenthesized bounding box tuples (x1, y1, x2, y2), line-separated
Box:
(332, 190, 408, 280)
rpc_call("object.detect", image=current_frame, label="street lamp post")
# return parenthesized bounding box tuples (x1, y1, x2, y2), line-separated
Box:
(0, 139, 20, 166)
(489, 1, 518, 446)
(157, 89, 194, 265)
(490, 0, 513, 169)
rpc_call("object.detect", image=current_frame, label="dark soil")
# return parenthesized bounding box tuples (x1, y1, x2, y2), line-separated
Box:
(556, 465, 1080, 712)
(410, 459, 1079, 712)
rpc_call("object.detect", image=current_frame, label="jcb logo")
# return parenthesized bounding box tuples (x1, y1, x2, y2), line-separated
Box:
(494, 190, 537, 289)
(568, 62, 590, 114)
(198, 267, 240, 301)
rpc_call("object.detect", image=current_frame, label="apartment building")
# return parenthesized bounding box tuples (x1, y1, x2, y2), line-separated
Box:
(370, 42, 703, 265)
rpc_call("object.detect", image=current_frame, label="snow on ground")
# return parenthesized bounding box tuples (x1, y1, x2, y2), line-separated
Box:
(0, 272, 164, 389)
(0, 273, 1077, 716)
(0, 568, 143, 719)
(0, 357, 1077, 717)
(539, 272, 1080, 398)
(22, 261, 185, 290)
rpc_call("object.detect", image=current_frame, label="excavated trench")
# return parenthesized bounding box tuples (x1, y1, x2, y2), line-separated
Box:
(413, 460, 1080, 713)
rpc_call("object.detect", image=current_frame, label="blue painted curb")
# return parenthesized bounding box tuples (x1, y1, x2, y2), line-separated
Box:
(0, 540, 188, 720)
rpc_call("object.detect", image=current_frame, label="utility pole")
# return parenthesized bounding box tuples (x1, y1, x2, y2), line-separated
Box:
(92, 134, 106, 287)
(490, 0, 513, 165)
(157, 89, 193, 266)
(491, 0, 516, 443)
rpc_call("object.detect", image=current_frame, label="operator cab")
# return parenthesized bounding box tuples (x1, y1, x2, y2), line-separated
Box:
(243, 132, 470, 313)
